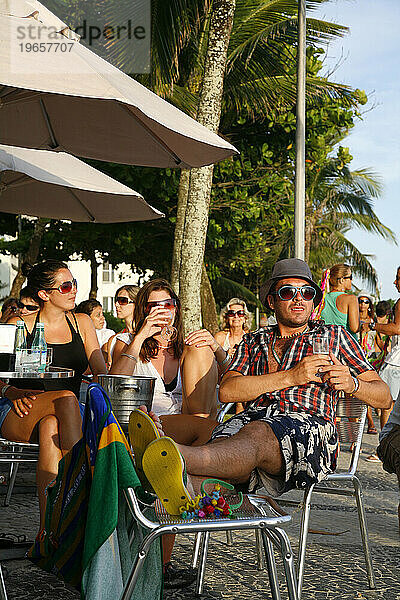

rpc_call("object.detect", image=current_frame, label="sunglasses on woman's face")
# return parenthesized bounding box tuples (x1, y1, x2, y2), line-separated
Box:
(358, 298, 370, 304)
(145, 298, 177, 315)
(227, 310, 245, 317)
(273, 285, 316, 302)
(115, 296, 134, 306)
(45, 278, 77, 294)
(18, 301, 39, 312)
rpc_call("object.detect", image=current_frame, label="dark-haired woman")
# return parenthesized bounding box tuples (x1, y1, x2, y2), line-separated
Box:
(103, 285, 139, 367)
(8, 260, 107, 398)
(111, 278, 220, 419)
(0, 259, 108, 530)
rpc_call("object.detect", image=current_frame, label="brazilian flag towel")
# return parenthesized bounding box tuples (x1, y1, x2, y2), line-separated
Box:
(28, 383, 162, 600)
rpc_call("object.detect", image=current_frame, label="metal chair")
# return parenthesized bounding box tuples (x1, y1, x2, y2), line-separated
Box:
(0, 438, 39, 505)
(296, 395, 375, 598)
(122, 488, 299, 600)
(200, 398, 375, 598)
(0, 562, 7, 600)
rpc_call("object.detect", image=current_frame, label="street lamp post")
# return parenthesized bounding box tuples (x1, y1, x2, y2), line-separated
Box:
(294, 0, 306, 260)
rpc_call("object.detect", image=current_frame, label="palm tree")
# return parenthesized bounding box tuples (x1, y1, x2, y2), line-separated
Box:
(305, 152, 396, 289)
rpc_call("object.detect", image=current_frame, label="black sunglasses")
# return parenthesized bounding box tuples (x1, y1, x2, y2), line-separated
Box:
(273, 285, 316, 302)
(358, 298, 370, 304)
(342, 275, 353, 280)
(115, 296, 134, 306)
(18, 301, 39, 312)
(45, 278, 77, 294)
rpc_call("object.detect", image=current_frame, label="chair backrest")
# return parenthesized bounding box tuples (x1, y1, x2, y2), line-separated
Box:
(334, 394, 367, 475)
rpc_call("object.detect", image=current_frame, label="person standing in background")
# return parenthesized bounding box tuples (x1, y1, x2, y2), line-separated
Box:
(363, 268, 400, 462)
(320, 264, 359, 337)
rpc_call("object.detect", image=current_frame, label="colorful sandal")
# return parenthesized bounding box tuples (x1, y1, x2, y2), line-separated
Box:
(142, 437, 192, 515)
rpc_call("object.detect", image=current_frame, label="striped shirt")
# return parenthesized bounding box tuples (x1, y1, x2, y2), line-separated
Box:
(223, 321, 373, 423)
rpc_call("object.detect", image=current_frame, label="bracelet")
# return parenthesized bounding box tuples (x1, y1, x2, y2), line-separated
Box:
(121, 353, 138, 362)
(218, 354, 231, 368)
(1, 384, 11, 398)
(349, 375, 360, 395)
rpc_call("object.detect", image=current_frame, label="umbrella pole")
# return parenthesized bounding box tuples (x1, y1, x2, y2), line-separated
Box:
(294, 0, 306, 260)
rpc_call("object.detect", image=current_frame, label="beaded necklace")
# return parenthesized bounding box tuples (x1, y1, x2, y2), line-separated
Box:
(271, 325, 309, 366)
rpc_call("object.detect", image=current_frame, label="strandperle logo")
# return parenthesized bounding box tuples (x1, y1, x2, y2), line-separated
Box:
(17, 0, 151, 74)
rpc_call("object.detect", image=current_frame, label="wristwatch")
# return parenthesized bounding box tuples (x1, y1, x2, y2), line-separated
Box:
(369, 322, 376, 331)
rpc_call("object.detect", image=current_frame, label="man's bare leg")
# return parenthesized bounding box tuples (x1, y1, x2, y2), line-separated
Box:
(160, 414, 218, 446)
(177, 420, 283, 483)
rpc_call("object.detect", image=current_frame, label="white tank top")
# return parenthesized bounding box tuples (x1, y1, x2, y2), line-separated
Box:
(114, 332, 183, 416)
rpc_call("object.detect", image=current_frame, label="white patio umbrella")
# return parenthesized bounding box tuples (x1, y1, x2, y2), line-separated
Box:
(0, 3, 238, 168)
(0, 144, 163, 222)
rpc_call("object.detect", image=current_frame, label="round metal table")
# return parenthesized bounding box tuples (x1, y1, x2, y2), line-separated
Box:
(0, 367, 74, 381)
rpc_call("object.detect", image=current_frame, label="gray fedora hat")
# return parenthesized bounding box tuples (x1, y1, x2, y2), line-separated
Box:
(260, 258, 323, 308)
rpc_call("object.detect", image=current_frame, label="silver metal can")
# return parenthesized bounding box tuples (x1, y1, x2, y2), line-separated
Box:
(98, 374, 156, 427)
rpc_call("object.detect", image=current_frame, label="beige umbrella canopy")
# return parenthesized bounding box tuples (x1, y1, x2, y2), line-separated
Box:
(0, 2, 238, 168)
(0, 144, 163, 222)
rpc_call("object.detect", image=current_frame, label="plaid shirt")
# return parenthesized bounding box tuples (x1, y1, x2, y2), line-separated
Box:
(223, 321, 373, 423)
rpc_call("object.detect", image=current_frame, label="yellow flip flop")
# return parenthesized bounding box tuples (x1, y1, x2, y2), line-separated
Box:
(128, 409, 160, 473)
(142, 437, 192, 515)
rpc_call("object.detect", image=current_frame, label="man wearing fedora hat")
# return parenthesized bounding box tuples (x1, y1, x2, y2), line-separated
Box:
(139, 259, 391, 501)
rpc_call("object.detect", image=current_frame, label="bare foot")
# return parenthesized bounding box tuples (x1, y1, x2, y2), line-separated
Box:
(138, 405, 165, 437)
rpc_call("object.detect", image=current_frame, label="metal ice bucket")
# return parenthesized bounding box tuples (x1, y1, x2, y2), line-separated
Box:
(98, 374, 156, 427)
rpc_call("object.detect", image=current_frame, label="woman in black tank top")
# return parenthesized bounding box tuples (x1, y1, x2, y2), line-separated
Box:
(15, 312, 89, 397)
(3, 260, 107, 533)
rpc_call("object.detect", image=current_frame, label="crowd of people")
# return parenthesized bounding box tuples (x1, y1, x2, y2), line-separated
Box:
(0, 257, 399, 588)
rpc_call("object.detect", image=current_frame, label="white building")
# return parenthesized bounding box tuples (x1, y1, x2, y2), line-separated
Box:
(0, 253, 151, 313)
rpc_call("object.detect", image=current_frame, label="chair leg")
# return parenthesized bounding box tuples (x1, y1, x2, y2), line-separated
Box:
(120, 530, 161, 600)
(225, 530, 233, 545)
(353, 476, 376, 589)
(261, 530, 281, 600)
(274, 527, 299, 600)
(192, 532, 203, 568)
(5, 461, 19, 507)
(255, 528, 265, 570)
(0, 563, 8, 600)
(297, 484, 314, 600)
(195, 531, 210, 596)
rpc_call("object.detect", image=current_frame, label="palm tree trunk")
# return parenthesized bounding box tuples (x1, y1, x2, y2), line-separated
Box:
(201, 263, 219, 334)
(177, 0, 236, 333)
(10, 217, 49, 297)
(170, 168, 190, 294)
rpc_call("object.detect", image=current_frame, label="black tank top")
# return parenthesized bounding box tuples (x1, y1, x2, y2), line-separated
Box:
(11, 312, 88, 398)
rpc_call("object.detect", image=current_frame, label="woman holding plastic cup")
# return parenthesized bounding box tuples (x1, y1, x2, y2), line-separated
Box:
(111, 278, 219, 419)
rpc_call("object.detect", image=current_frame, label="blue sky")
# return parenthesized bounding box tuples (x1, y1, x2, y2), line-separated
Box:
(315, 0, 400, 299)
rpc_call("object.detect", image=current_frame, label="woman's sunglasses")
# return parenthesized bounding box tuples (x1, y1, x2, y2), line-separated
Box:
(45, 278, 77, 294)
(115, 296, 134, 306)
(273, 285, 316, 302)
(18, 301, 39, 312)
(227, 310, 245, 317)
(358, 298, 370, 304)
(145, 298, 177, 315)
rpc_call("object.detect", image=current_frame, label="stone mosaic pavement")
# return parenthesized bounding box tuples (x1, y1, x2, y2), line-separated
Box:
(1, 426, 399, 599)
